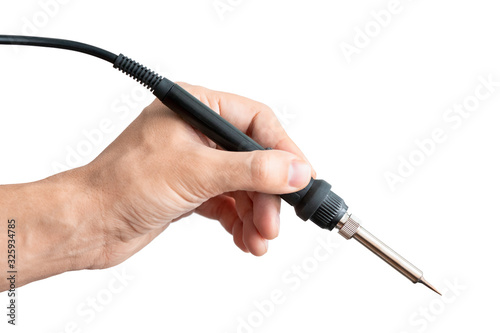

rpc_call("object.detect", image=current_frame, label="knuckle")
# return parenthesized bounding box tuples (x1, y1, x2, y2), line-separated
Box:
(250, 152, 272, 187)
(260, 103, 274, 115)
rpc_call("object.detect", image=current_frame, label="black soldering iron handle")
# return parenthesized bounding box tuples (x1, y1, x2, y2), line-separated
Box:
(156, 80, 264, 152)
(112, 51, 349, 231)
(154, 80, 348, 230)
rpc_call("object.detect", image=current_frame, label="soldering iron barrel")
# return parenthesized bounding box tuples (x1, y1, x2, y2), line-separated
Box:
(336, 214, 424, 283)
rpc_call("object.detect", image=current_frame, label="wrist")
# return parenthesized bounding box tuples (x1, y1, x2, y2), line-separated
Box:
(46, 167, 110, 270)
(0, 168, 108, 290)
(25, 169, 107, 274)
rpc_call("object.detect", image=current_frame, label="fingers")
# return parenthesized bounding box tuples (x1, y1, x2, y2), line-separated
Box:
(201, 148, 312, 196)
(243, 212, 268, 256)
(215, 90, 297, 149)
(195, 195, 248, 253)
(195, 195, 238, 234)
(231, 218, 248, 253)
(176, 83, 316, 177)
(165, 83, 314, 256)
(233, 191, 268, 256)
(252, 193, 280, 240)
(194, 192, 281, 256)
(219, 91, 316, 177)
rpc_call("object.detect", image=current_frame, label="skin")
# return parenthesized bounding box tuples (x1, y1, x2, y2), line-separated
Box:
(0, 83, 315, 291)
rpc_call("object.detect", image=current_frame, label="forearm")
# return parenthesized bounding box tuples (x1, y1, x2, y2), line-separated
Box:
(0, 169, 105, 291)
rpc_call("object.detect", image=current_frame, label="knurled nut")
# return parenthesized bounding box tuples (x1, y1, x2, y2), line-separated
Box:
(338, 215, 360, 239)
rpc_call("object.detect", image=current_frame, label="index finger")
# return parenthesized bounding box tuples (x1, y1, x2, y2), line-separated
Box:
(178, 82, 316, 176)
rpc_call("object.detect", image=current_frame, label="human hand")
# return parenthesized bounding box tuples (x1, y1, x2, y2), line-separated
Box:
(82, 82, 315, 268)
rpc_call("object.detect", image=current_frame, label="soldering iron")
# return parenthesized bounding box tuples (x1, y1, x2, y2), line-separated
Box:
(0, 35, 440, 295)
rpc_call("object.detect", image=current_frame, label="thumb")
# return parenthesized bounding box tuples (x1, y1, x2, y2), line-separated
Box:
(202, 148, 312, 195)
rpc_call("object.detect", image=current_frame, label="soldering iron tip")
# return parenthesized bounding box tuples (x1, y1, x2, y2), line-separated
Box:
(419, 277, 441, 296)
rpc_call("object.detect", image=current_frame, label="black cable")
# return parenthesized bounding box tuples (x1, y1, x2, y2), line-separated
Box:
(0, 35, 117, 63)
(0, 35, 167, 92)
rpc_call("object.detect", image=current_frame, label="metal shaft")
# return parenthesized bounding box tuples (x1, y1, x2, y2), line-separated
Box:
(336, 213, 441, 295)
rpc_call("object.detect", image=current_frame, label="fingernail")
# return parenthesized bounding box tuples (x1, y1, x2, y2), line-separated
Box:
(275, 212, 280, 230)
(288, 160, 311, 188)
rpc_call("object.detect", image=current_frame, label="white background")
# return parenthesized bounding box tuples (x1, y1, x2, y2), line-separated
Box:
(1, 0, 499, 332)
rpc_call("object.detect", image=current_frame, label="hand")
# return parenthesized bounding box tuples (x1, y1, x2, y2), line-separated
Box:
(0, 83, 316, 290)
(83, 82, 314, 267)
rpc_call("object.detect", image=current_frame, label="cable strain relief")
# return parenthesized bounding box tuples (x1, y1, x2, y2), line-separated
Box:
(113, 54, 163, 91)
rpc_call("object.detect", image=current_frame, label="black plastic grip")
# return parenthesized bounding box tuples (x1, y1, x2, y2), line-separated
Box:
(113, 55, 349, 230)
(155, 82, 348, 229)
(157, 84, 264, 152)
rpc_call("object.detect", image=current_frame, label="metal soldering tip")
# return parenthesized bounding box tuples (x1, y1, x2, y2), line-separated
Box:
(335, 212, 441, 295)
(418, 277, 441, 296)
